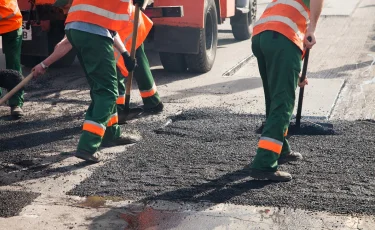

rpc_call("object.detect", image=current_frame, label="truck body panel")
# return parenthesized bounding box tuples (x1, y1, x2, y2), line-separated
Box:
(153, 0, 205, 28)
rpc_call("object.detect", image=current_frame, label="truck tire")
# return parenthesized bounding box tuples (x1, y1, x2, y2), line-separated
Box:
(159, 52, 187, 72)
(231, 0, 257, 41)
(185, 0, 218, 73)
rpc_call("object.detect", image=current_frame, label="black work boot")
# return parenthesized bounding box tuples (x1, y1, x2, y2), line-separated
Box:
(250, 169, 292, 182)
(11, 106, 24, 118)
(143, 102, 164, 114)
(74, 150, 100, 163)
(101, 133, 142, 148)
(118, 107, 144, 124)
(278, 151, 303, 165)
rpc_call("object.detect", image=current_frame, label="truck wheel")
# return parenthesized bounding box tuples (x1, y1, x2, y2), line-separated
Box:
(231, 0, 257, 41)
(185, 0, 218, 73)
(159, 52, 187, 72)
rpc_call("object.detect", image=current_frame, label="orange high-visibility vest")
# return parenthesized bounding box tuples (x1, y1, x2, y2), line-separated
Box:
(65, 0, 131, 31)
(253, 0, 310, 51)
(0, 0, 22, 34)
(115, 6, 153, 77)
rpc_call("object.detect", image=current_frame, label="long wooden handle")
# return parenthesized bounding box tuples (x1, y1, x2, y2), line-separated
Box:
(295, 37, 313, 128)
(124, 3, 142, 110)
(0, 72, 33, 106)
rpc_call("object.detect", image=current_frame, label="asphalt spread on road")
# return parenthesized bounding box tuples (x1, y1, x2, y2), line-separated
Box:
(1, 108, 374, 216)
(70, 108, 375, 215)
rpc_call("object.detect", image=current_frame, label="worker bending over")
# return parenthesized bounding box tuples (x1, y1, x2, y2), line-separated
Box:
(33, 0, 163, 124)
(36, 0, 147, 163)
(249, 0, 324, 181)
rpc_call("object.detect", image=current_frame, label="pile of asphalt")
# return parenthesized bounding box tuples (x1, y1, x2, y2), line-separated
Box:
(0, 190, 39, 217)
(68, 108, 375, 215)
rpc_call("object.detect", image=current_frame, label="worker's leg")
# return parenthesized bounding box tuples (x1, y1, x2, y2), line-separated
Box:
(134, 44, 161, 110)
(251, 33, 271, 118)
(66, 29, 120, 154)
(1, 28, 24, 107)
(251, 31, 301, 172)
(116, 68, 126, 112)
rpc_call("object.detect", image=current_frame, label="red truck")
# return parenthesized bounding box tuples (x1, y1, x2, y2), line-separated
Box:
(18, 0, 257, 73)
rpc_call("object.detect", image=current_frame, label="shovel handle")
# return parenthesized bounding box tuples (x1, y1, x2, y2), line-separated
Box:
(0, 72, 34, 106)
(295, 36, 312, 128)
(124, 3, 142, 111)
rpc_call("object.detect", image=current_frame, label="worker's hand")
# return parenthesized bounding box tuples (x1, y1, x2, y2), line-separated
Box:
(32, 64, 47, 78)
(133, 0, 145, 6)
(304, 30, 316, 49)
(122, 51, 137, 72)
(298, 75, 309, 88)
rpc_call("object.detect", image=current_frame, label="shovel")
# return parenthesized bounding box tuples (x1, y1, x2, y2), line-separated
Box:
(293, 37, 334, 133)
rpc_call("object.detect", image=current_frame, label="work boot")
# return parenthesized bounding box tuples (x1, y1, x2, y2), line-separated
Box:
(278, 151, 303, 165)
(74, 150, 100, 163)
(11, 106, 24, 118)
(118, 107, 144, 124)
(101, 133, 142, 147)
(250, 169, 292, 182)
(143, 102, 164, 114)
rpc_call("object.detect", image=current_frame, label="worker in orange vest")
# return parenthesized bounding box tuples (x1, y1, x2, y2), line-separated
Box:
(0, 0, 24, 118)
(249, 0, 324, 182)
(32, 1, 160, 124)
(47, 0, 146, 163)
(113, 6, 163, 123)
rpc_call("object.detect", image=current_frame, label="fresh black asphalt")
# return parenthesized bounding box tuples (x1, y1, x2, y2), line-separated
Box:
(1, 107, 375, 216)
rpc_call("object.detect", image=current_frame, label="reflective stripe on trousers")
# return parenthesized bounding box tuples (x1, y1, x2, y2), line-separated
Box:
(116, 94, 125, 104)
(83, 120, 106, 137)
(107, 113, 118, 127)
(140, 83, 157, 98)
(258, 137, 283, 154)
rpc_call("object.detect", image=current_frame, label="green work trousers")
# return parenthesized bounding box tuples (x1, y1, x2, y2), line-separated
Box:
(250, 31, 302, 172)
(117, 43, 161, 111)
(65, 29, 121, 154)
(0, 28, 24, 107)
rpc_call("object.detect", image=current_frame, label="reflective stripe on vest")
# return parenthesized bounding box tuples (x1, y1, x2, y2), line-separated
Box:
(117, 94, 125, 105)
(107, 113, 118, 127)
(265, 0, 309, 21)
(83, 120, 106, 137)
(0, 1, 19, 20)
(140, 83, 157, 98)
(258, 137, 283, 154)
(253, 0, 310, 51)
(254, 15, 304, 41)
(0, 12, 15, 20)
(65, 0, 131, 31)
(116, 8, 153, 77)
(0, 0, 22, 34)
(68, 4, 130, 21)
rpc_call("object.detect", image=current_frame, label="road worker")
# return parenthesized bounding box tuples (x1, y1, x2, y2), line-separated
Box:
(33, 0, 163, 124)
(114, 17, 164, 123)
(249, 0, 324, 181)
(0, 0, 24, 118)
(45, 0, 146, 163)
